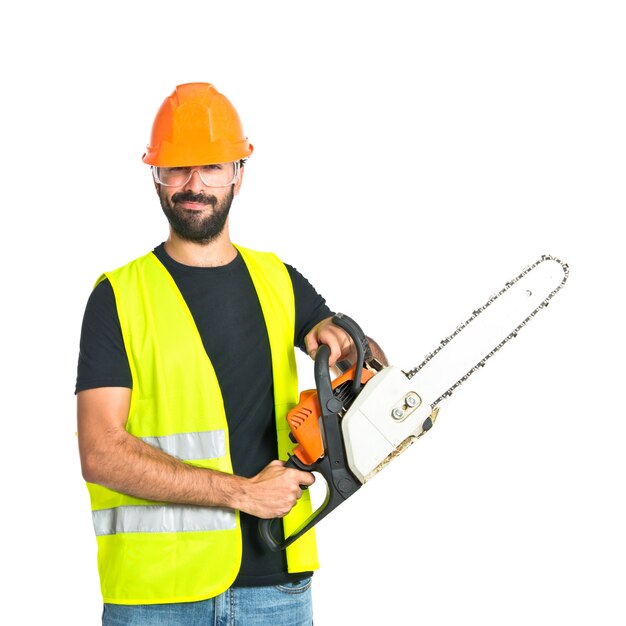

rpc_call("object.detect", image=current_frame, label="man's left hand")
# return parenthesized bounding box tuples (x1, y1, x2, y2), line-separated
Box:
(304, 316, 354, 367)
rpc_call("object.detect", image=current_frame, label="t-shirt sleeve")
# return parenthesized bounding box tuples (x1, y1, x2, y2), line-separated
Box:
(75, 278, 133, 393)
(285, 264, 334, 352)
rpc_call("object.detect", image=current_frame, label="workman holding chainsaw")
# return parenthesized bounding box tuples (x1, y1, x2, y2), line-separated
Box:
(76, 82, 387, 625)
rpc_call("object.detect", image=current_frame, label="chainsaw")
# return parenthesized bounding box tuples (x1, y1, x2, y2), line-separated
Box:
(259, 254, 569, 551)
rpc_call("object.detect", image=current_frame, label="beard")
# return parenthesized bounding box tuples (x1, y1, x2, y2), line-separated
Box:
(159, 186, 234, 243)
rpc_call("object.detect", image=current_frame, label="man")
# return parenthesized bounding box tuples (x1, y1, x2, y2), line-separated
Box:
(76, 82, 386, 625)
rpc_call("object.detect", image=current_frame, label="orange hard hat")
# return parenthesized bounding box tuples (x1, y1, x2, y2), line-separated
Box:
(142, 83, 254, 167)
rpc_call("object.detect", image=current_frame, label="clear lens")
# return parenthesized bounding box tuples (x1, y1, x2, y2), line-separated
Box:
(153, 162, 239, 187)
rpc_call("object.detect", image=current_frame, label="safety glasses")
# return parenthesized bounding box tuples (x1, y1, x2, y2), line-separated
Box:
(152, 161, 240, 187)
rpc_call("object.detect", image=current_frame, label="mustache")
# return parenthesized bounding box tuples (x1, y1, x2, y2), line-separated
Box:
(171, 191, 217, 206)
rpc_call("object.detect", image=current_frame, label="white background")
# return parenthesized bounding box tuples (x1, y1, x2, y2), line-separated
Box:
(2, 1, 624, 624)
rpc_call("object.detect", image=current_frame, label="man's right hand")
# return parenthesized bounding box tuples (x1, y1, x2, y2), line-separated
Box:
(242, 460, 315, 519)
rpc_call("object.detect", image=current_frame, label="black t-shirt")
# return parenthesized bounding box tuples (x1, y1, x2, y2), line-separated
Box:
(76, 243, 332, 587)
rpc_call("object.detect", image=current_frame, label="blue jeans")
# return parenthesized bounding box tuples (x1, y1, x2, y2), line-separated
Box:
(102, 578, 313, 625)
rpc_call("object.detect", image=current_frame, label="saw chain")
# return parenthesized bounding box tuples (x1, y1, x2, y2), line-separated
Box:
(407, 254, 569, 407)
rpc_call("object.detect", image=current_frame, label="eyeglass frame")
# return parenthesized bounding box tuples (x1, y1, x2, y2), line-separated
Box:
(151, 160, 241, 188)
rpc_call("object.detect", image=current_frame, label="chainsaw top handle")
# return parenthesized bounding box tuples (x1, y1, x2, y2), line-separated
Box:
(330, 313, 372, 396)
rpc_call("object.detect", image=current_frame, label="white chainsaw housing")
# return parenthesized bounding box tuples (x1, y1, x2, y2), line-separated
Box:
(342, 366, 434, 483)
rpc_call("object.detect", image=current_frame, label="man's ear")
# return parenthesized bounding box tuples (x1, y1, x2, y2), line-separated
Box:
(234, 165, 245, 196)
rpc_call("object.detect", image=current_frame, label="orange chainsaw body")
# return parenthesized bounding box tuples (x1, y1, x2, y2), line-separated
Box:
(286, 365, 376, 466)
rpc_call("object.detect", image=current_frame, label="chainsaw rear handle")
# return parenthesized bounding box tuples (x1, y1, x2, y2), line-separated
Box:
(258, 447, 349, 552)
(258, 344, 361, 551)
(258, 327, 366, 551)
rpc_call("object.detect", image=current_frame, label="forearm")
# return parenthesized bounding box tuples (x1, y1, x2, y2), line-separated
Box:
(78, 389, 313, 519)
(82, 428, 247, 509)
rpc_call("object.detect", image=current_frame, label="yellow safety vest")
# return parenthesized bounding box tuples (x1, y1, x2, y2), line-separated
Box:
(86, 245, 319, 605)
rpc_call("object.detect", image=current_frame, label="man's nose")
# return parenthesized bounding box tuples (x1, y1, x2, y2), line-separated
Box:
(183, 169, 205, 193)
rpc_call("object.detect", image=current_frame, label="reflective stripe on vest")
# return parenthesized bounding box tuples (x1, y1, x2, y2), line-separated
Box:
(93, 504, 236, 536)
(86, 245, 318, 605)
(140, 430, 226, 461)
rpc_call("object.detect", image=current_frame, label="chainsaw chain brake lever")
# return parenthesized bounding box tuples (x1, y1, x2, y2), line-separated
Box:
(259, 316, 368, 551)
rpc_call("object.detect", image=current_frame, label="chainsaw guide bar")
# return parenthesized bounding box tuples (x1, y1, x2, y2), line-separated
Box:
(406, 254, 569, 407)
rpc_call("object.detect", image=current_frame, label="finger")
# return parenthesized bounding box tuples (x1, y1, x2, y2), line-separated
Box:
(324, 328, 352, 363)
(321, 336, 342, 367)
(329, 343, 343, 367)
(297, 470, 316, 487)
(305, 333, 319, 360)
